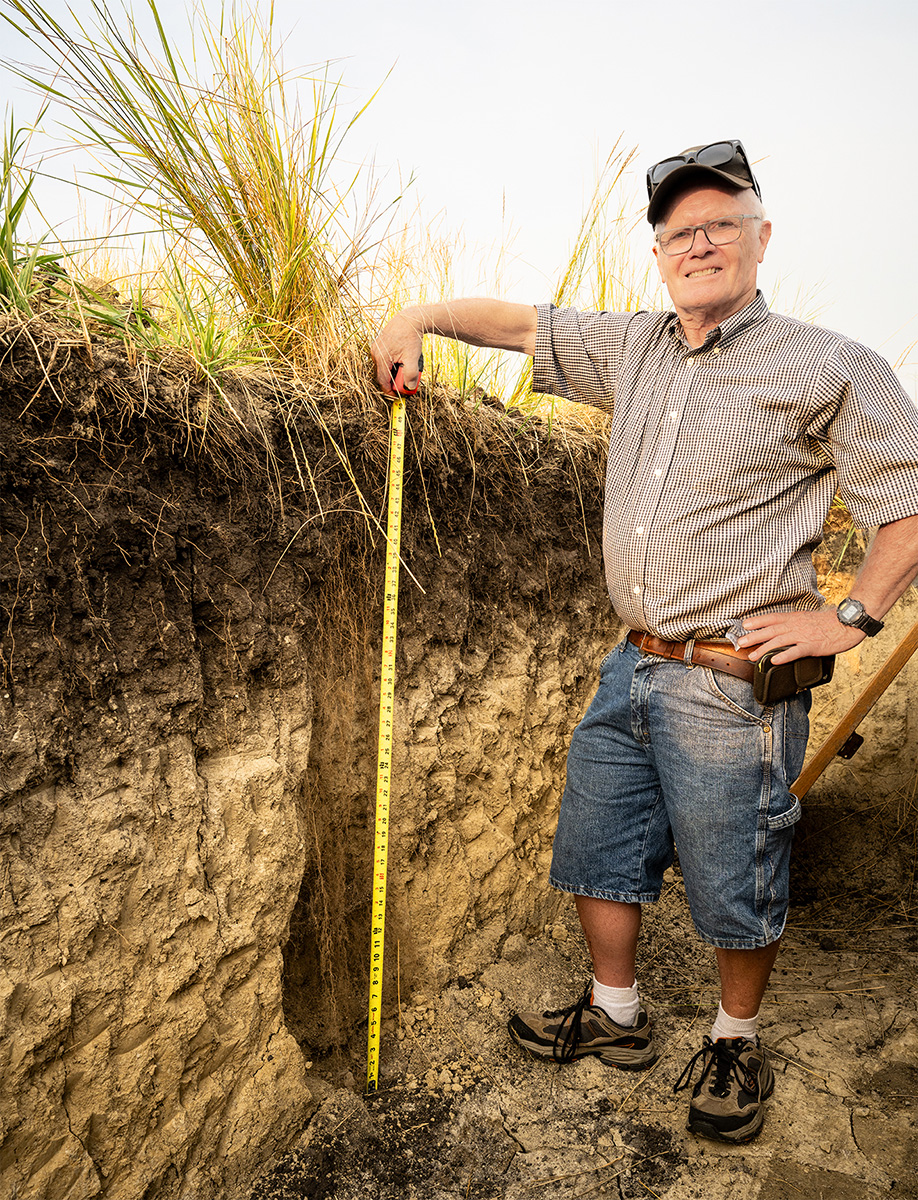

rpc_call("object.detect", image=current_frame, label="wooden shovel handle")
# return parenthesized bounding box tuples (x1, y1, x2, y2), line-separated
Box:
(791, 616, 918, 800)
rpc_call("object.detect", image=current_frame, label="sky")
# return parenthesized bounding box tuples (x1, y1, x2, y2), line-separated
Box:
(1, 0, 916, 391)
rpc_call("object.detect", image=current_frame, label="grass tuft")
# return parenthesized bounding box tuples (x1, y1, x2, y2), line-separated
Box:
(0, 0, 649, 526)
(3, 0, 389, 361)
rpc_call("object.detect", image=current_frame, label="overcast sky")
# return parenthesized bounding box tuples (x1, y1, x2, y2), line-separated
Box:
(2, 0, 916, 390)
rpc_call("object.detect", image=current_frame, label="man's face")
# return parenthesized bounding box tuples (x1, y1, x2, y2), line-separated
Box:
(652, 186, 772, 327)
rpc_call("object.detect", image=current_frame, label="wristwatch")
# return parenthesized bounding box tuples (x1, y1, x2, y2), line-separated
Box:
(836, 597, 884, 637)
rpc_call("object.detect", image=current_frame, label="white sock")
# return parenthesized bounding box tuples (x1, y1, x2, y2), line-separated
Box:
(710, 1002, 759, 1044)
(590, 977, 641, 1028)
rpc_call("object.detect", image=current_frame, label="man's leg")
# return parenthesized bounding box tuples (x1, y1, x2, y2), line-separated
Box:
(715, 942, 781, 1018)
(575, 895, 642, 987)
(506, 894, 655, 1068)
(649, 662, 809, 1143)
(676, 941, 781, 1143)
(507, 643, 661, 1070)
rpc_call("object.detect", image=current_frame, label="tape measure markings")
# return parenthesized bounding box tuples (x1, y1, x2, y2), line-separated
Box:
(366, 394, 406, 1093)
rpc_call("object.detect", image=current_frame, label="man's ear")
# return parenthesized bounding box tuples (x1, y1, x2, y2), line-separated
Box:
(757, 220, 773, 263)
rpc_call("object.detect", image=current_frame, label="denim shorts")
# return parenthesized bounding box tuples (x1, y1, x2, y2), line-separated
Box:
(550, 637, 811, 949)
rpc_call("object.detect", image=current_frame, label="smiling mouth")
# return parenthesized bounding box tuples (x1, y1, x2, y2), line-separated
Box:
(686, 267, 721, 278)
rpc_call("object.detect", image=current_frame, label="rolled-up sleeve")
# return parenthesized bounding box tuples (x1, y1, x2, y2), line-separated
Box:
(818, 340, 918, 528)
(533, 303, 645, 413)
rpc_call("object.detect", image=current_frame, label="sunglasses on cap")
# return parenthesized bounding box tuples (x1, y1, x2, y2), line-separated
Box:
(646, 139, 762, 203)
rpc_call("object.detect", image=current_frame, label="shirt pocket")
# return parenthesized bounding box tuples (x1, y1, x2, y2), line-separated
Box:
(689, 404, 795, 497)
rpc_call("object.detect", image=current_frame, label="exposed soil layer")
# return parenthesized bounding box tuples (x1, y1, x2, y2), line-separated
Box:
(1, 317, 614, 1198)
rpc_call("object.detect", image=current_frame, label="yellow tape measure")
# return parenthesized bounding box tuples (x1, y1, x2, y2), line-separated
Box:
(366, 393, 407, 1093)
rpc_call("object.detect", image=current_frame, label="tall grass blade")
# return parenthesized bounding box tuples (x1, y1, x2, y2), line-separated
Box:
(0, 107, 66, 313)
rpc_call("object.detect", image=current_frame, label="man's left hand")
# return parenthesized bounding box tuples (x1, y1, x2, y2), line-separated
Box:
(737, 608, 865, 663)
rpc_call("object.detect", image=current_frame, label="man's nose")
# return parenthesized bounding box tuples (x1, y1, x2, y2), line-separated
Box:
(687, 225, 715, 253)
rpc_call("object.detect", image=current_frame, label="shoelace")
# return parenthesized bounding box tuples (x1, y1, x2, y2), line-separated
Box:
(673, 1036, 760, 1098)
(544, 983, 594, 1063)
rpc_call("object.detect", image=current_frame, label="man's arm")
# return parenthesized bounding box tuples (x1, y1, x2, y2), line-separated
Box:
(370, 299, 538, 395)
(739, 513, 918, 663)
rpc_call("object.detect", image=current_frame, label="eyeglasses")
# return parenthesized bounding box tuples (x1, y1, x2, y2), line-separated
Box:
(646, 140, 761, 203)
(655, 214, 761, 256)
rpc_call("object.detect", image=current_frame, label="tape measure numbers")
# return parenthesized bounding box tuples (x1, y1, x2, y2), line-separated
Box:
(367, 359, 419, 1093)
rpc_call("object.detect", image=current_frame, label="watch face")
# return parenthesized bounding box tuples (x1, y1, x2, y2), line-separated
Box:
(837, 598, 883, 635)
(837, 599, 863, 624)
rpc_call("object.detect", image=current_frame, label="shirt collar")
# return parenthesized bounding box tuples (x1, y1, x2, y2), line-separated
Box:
(669, 290, 770, 352)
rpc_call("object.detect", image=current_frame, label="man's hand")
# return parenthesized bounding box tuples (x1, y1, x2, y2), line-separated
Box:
(370, 311, 424, 396)
(738, 608, 865, 663)
(739, 514, 918, 664)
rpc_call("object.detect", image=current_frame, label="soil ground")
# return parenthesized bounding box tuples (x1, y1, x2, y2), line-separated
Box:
(251, 824, 918, 1200)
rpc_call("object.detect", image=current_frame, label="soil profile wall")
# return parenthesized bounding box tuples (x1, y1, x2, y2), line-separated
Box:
(1, 320, 915, 1199)
(0, 321, 618, 1199)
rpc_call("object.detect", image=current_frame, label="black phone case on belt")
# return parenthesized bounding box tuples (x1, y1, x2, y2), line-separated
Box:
(753, 650, 835, 705)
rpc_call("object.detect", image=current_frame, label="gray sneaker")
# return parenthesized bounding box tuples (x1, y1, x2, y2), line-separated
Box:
(674, 1036, 775, 1143)
(507, 983, 657, 1070)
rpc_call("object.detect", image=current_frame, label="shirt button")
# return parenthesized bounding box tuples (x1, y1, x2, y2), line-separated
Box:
(670, 411, 679, 420)
(633, 586, 641, 595)
(635, 526, 645, 537)
(654, 468, 663, 477)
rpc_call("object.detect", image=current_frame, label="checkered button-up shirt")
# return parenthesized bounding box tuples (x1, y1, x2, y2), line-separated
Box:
(533, 291, 918, 640)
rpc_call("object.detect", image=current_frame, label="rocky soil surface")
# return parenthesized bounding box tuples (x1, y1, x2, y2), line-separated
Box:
(252, 840, 918, 1200)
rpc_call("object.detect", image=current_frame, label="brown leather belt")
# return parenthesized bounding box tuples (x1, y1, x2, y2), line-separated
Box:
(626, 630, 756, 683)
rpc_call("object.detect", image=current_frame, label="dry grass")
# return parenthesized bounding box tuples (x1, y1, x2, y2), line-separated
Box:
(506, 141, 662, 414)
(4, 0, 384, 352)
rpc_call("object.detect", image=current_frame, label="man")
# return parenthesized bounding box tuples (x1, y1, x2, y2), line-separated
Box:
(370, 140, 918, 1144)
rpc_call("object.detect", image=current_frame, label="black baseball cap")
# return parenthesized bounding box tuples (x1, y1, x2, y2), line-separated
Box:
(646, 139, 762, 225)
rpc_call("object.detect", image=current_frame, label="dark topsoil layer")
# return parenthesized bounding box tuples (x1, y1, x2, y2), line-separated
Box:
(0, 315, 609, 776)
